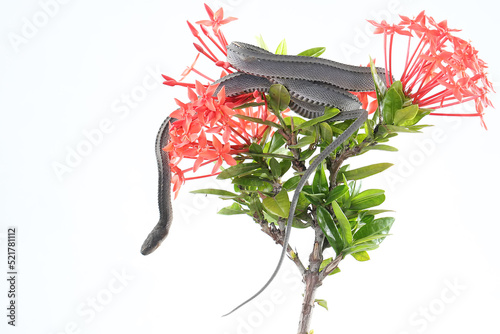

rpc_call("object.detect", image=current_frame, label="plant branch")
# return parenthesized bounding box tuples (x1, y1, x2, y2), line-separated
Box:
(327, 136, 377, 189)
(319, 253, 343, 281)
(279, 123, 307, 173)
(297, 221, 324, 334)
(327, 145, 362, 189)
(258, 218, 307, 276)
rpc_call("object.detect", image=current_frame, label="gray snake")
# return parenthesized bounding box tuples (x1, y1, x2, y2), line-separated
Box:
(141, 41, 389, 313)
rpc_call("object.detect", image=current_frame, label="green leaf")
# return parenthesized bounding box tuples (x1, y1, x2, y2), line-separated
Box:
(365, 118, 375, 138)
(255, 34, 269, 50)
(337, 163, 393, 182)
(353, 233, 393, 245)
(269, 158, 281, 178)
(356, 132, 368, 144)
(363, 209, 394, 215)
(330, 123, 348, 135)
(394, 104, 419, 126)
(262, 189, 290, 218)
(361, 144, 398, 153)
(382, 87, 403, 125)
(288, 135, 315, 148)
(390, 80, 405, 101)
(353, 217, 395, 244)
(284, 116, 307, 128)
(295, 192, 311, 215)
(218, 203, 248, 215)
(350, 189, 385, 211)
(331, 201, 353, 246)
(384, 125, 422, 133)
(283, 173, 303, 189)
(232, 176, 272, 188)
(190, 189, 239, 197)
(369, 57, 388, 108)
(408, 124, 433, 131)
(249, 143, 263, 154)
(217, 163, 261, 180)
(263, 210, 279, 224)
(299, 148, 316, 161)
(233, 114, 282, 128)
(340, 168, 349, 184)
(304, 196, 323, 206)
(279, 159, 292, 176)
(283, 175, 301, 191)
(315, 299, 328, 310)
(312, 162, 329, 195)
(260, 126, 271, 148)
(343, 242, 379, 256)
(325, 185, 349, 204)
(400, 107, 432, 126)
(295, 107, 340, 130)
(297, 47, 326, 57)
(303, 193, 325, 206)
(248, 195, 265, 220)
(319, 122, 333, 144)
(348, 180, 362, 199)
(268, 84, 291, 112)
(292, 217, 311, 228)
(316, 206, 343, 254)
(351, 251, 370, 261)
(246, 152, 293, 160)
(268, 132, 286, 153)
(275, 39, 287, 55)
(361, 213, 375, 225)
(233, 102, 266, 109)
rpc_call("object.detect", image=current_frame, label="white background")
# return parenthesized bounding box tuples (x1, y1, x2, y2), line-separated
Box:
(1, 0, 499, 333)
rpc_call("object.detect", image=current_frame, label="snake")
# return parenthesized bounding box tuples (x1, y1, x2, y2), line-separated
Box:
(141, 41, 389, 313)
(140, 115, 175, 255)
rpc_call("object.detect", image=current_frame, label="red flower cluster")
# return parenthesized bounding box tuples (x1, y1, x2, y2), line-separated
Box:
(162, 4, 279, 197)
(162, 7, 494, 197)
(369, 11, 493, 127)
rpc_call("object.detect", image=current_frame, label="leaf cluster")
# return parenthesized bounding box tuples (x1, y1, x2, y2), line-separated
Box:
(191, 43, 433, 272)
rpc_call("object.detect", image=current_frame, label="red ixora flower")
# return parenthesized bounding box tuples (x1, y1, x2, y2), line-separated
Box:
(161, 5, 279, 197)
(369, 11, 494, 128)
(196, 4, 237, 34)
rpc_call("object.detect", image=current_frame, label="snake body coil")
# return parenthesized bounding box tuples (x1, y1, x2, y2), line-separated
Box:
(141, 41, 389, 315)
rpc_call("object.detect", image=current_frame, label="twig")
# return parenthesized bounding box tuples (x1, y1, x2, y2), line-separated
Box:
(319, 253, 343, 281)
(259, 219, 307, 276)
(297, 223, 324, 334)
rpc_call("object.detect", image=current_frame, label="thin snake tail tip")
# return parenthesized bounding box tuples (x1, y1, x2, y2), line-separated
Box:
(221, 306, 240, 317)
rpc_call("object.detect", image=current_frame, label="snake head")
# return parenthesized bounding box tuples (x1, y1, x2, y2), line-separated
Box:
(141, 223, 169, 255)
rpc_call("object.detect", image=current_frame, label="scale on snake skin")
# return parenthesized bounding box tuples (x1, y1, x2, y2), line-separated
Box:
(141, 42, 390, 315)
